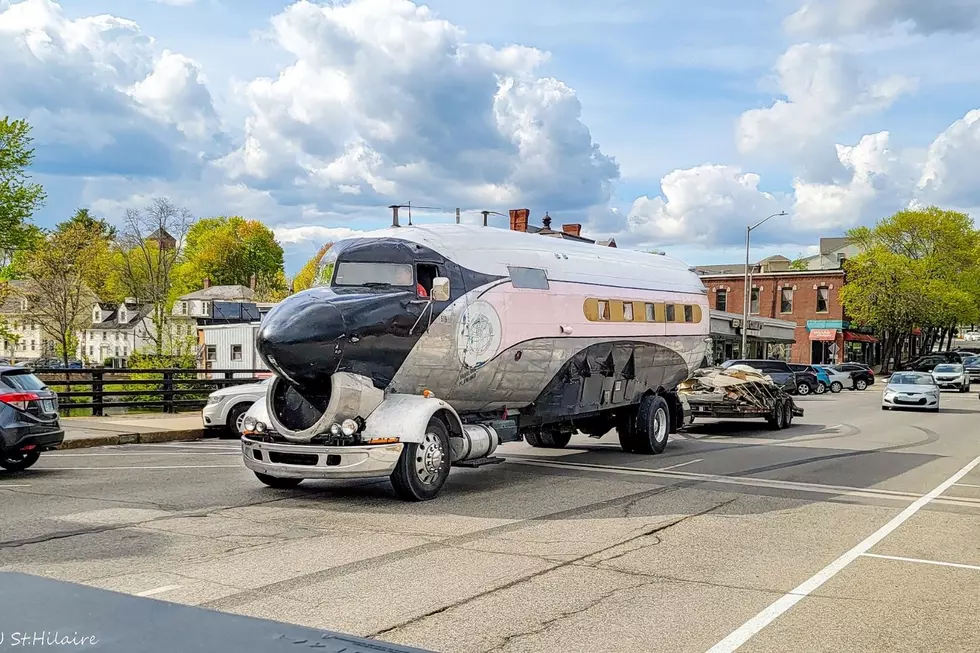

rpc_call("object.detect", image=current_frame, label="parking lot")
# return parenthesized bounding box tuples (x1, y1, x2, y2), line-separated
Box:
(2, 387, 979, 653)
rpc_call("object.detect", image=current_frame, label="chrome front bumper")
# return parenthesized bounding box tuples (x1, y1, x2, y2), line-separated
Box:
(241, 437, 403, 480)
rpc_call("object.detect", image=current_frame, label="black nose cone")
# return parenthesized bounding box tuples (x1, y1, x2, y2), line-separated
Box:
(256, 288, 346, 388)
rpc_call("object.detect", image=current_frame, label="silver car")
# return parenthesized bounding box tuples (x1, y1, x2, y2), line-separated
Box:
(932, 363, 971, 392)
(882, 372, 940, 412)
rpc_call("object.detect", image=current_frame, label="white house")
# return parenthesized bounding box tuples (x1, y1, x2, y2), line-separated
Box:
(799, 238, 863, 270)
(0, 280, 55, 361)
(199, 322, 269, 378)
(173, 284, 256, 320)
(77, 300, 156, 365)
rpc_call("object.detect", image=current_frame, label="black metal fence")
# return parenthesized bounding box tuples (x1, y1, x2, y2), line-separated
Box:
(32, 368, 269, 417)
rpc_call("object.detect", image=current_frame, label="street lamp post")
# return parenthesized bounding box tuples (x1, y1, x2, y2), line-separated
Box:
(741, 211, 788, 357)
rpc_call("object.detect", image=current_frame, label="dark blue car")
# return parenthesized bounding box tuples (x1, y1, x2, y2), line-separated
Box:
(0, 366, 63, 472)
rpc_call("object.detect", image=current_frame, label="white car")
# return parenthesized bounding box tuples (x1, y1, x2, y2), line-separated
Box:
(202, 378, 270, 437)
(882, 372, 940, 412)
(964, 331, 980, 342)
(813, 365, 851, 394)
(931, 363, 971, 392)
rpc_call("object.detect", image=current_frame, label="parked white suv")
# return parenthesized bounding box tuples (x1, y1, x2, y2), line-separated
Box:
(202, 379, 270, 437)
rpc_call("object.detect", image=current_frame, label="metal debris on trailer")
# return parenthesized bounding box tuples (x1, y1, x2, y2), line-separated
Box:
(678, 365, 803, 429)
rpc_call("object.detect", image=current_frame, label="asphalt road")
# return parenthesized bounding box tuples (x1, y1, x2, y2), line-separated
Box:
(2, 387, 979, 653)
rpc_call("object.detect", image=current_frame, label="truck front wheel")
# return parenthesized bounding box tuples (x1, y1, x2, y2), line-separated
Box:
(254, 472, 303, 488)
(391, 417, 451, 501)
(630, 395, 670, 455)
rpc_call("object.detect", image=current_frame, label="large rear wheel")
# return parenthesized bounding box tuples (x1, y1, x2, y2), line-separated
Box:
(631, 395, 670, 455)
(390, 417, 451, 501)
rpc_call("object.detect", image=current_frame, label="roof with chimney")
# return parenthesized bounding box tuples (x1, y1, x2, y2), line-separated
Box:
(178, 285, 255, 301)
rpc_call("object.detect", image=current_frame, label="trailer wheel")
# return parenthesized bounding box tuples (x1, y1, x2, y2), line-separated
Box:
(783, 400, 794, 427)
(390, 417, 451, 501)
(767, 399, 786, 430)
(632, 395, 670, 455)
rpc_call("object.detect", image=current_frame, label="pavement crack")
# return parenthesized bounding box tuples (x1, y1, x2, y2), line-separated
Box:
(482, 580, 658, 653)
(367, 498, 736, 640)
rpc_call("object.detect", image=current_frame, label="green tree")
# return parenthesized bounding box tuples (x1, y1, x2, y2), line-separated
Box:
(19, 222, 105, 367)
(841, 206, 980, 371)
(174, 216, 285, 297)
(0, 117, 46, 276)
(291, 242, 334, 293)
(789, 254, 810, 271)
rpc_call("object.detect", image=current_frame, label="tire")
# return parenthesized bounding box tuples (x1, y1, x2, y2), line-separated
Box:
(815, 382, 827, 395)
(767, 399, 786, 430)
(830, 381, 843, 394)
(225, 402, 251, 438)
(0, 450, 41, 471)
(855, 378, 868, 391)
(632, 395, 670, 455)
(525, 430, 571, 449)
(617, 413, 638, 453)
(390, 417, 451, 501)
(796, 382, 811, 396)
(784, 400, 794, 427)
(254, 472, 303, 488)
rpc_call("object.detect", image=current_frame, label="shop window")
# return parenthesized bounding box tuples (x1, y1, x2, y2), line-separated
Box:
(716, 289, 727, 312)
(816, 287, 829, 313)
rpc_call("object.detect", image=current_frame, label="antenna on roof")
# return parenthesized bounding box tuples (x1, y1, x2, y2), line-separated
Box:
(388, 202, 440, 227)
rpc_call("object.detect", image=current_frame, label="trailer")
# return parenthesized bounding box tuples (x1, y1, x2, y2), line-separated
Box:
(678, 365, 804, 430)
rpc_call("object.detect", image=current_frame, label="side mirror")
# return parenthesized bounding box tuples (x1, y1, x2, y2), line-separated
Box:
(431, 277, 450, 302)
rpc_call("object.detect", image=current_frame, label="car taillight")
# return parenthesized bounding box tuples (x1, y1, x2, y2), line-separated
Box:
(0, 391, 41, 411)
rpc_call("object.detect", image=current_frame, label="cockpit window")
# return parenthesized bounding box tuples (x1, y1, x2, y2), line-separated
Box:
(314, 247, 339, 287)
(334, 262, 415, 287)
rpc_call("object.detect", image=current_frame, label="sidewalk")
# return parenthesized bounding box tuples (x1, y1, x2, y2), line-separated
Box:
(59, 412, 211, 449)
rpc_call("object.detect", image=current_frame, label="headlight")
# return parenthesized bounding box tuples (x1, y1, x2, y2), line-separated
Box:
(341, 418, 359, 436)
(254, 421, 267, 433)
(207, 395, 223, 405)
(243, 416, 257, 431)
(330, 423, 342, 436)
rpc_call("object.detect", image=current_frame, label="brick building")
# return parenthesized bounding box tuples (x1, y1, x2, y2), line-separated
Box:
(695, 265, 877, 365)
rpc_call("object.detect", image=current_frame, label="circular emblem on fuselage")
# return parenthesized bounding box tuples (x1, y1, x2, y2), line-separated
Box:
(456, 300, 502, 368)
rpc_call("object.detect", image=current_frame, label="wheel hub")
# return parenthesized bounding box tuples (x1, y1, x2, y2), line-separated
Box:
(416, 432, 445, 484)
(653, 408, 668, 442)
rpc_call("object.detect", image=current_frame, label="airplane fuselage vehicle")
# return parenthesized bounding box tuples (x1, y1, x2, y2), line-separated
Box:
(240, 222, 710, 500)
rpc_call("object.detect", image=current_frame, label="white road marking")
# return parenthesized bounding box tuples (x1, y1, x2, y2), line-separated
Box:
(954, 483, 980, 489)
(705, 453, 980, 653)
(46, 452, 239, 457)
(860, 553, 980, 573)
(136, 585, 182, 597)
(34, 465, 242, 470)
(655, 458, 704, 471)
(504, 458, 980, 508)
(0, 484, 31, 488)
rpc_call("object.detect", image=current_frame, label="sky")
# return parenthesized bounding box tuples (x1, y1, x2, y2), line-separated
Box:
(4, 0, 980, 275)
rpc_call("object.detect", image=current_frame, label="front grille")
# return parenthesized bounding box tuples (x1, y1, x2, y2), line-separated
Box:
(894, 397, 926, 405)
(268, 451, 319, 466)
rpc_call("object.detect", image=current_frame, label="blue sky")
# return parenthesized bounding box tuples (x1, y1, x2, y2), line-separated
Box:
(5, 0, 980, 275)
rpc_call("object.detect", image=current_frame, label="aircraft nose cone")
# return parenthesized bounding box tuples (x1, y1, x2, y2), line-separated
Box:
(256, 289, 346, 387)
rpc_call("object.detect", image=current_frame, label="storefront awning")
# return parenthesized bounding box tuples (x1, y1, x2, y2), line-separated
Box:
(844, 331, 878, 343)
(809, 328, 839, 342)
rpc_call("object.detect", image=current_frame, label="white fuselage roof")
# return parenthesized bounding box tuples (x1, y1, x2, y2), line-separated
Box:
(336, 223, 706, 295)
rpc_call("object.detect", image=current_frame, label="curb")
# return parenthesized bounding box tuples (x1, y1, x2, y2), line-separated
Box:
(58, 429, 210, 450)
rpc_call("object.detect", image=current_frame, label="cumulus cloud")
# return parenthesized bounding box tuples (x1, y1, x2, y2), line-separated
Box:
(917, 109, 980, 206)
(0, 0, 222, 177)
(218, 0, 618, 217)
(626, 165, 782, 247)
(736, 43, 916, 169)
(785, 0, 980, 37)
